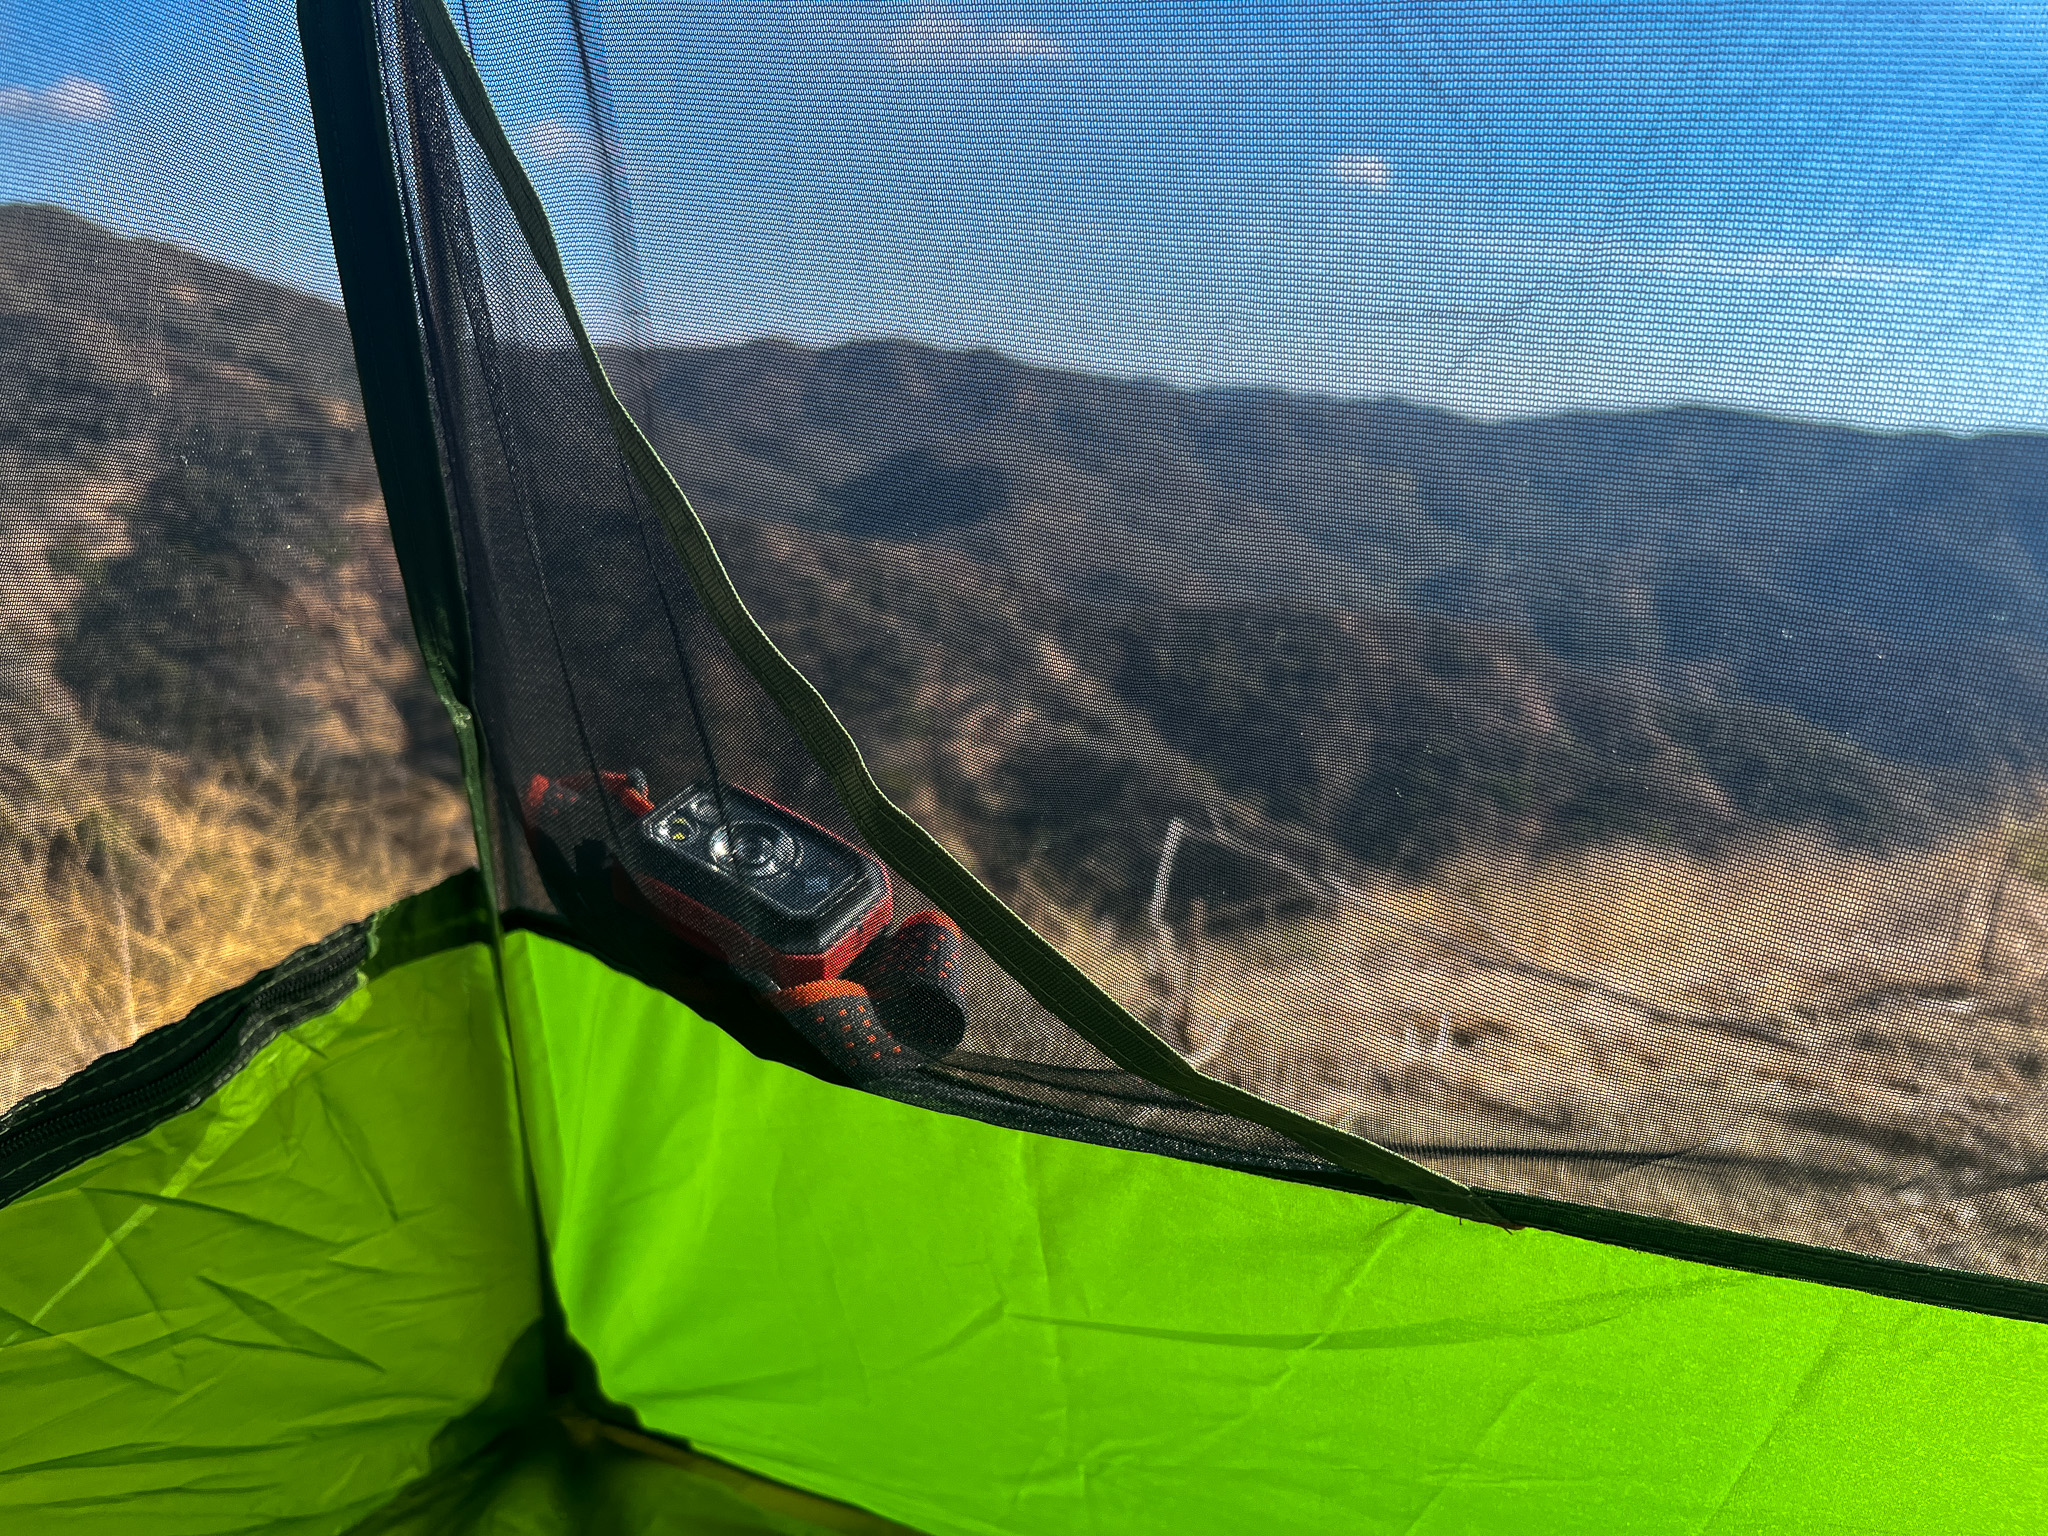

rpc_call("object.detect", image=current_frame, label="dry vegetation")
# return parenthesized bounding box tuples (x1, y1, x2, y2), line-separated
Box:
(1029, 825, 2048, 1278)
(0, 204, 485, 1115)
(0, 691, 470, 1113)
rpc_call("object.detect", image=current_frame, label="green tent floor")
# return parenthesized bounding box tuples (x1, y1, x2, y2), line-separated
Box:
(8, 871, 2048, 1533)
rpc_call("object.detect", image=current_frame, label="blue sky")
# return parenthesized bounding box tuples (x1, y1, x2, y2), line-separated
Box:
(4, 0, 2048, 431)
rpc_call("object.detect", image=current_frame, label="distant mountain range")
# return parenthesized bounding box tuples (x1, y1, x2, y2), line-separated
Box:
(8, 203, 2042, 918)
(638, 335, 2048, 775)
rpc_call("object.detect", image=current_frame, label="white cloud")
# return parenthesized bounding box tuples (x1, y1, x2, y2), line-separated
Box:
(0, 75, 113, 123)
(885, 6, 1069, 68)
(1328, 153, 1391, 190)
(522, 117, 600, 170)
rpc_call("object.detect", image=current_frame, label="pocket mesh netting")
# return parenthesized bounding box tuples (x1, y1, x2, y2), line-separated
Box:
(371, 0, 1353, 1186)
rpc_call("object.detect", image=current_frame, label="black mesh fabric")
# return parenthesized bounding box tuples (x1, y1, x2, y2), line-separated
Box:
(0, 3, 468, 1113)
(385, 0, 2048, 1282)
(373, 0, 1338, 1180)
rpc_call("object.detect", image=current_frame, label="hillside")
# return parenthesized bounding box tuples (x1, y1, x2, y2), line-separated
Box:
(641, 335, 2048, 774)
(0, 205, 470, 1108)
(619, 337, 2042, 906)
(12, 205, 2048, 1277)
(0, 203, 452, 777)
(694, 517, 1937, 912)
(4, 204, 2028, 925)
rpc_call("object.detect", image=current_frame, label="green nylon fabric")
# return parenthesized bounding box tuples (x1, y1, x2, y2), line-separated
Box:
(0, 883, 940, 1536)
(10, 873, 2048, 1533)
(0, 940, 539, 1536)
(506, 928, 2048, 1536)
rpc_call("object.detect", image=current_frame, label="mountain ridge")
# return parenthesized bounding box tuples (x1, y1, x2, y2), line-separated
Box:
(3, 204, 2032, 917)
(633, 330, 2048, 774)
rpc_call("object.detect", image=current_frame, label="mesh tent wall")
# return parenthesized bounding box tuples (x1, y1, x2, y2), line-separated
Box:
(8, 0, 2048, 1530)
